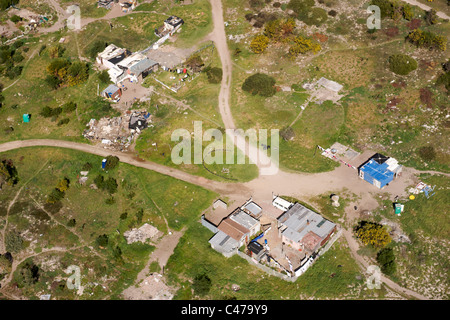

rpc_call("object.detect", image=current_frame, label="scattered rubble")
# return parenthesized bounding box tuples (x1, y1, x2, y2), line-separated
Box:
(83, 110, 152, 151)
(124, 223, 162, 244)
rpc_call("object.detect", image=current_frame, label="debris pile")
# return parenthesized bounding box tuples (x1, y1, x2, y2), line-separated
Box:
(83, 110, 152, 151)
(124, 223, 162, 244)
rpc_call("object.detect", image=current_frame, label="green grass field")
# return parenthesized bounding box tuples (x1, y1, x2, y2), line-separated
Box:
(0, 146, 217, 299)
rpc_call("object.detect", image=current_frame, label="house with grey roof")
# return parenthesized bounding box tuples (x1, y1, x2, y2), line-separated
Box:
(206, 201, 262, 257)
(277, 203, 336, 253)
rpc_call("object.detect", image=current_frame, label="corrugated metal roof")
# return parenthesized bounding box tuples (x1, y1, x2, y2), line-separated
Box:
(101, 84, 120, 94)
(129, 58, 158, 74)
(242, 201, 262, 216)
(278, 203, 336, 244)
(209, 230, 238, 253)
(230, 210, 258, 230)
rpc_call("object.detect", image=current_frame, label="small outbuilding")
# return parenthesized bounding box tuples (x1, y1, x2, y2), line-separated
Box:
(358, 153, 402, 189)
(101, 84, 122, 102)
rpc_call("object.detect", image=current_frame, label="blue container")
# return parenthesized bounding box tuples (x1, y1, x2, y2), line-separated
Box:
(102, 159, 107, 169)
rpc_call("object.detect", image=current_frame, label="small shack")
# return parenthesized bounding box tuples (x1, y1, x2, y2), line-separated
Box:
(23, 114, 30, 123)
(101, 84, 122, 102)
(359, 153, 402, 189)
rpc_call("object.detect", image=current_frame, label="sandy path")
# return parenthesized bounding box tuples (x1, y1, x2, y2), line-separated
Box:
(342, 229, 429, 300)
(399, 0, 450, 20)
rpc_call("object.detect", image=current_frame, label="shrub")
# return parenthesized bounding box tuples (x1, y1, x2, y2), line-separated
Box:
(289, 35, 321, 59)
(98, 70, 110, 84)
(377, 248, 396, 275)
(242, 73, 277, 97)
(418, 146, 436, 161)
(192, 273, 212, 296)
(370, 0, 394, 19)
(48, 44, 66, 59)
(402, 4, 413, 21)
(419, 88, 433, 108)
(250, 34, 270, 54)
(407, 29, 447, 51)
(96, 234, 109, 247)
(104, 155, 119, 170)
(287, 0, 315, 14)
(57, 118, 70, 126)
(0, 159, 19, 186)
(205, 67, 223, 83)
(5, 231, 23, 253)
(298, 7, 328, 27)
(62, 101, 77, 113)
(355, 221, 392, 248)
(388, 54, 417, 75)
(86, 40, 108, 59)
(10, 14, 22, 23)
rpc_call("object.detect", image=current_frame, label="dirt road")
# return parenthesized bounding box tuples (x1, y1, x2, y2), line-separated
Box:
(399, 0, 450, 20)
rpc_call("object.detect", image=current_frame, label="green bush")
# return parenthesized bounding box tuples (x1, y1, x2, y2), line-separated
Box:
(205, 67, 223, 84)
(104, 155, 119, 170)
(5, 231, 23, 253)
(86, 40, 108, 59)
(242, 73, 276, 97)
(98, 70, 110, 84)
(62, 101, 77, 113)
(298, 7, 328, 27)
(418, 146, 436, 161)
(388, 54, 417, 75)
(192, 273, 212, 296)
(376, 248, 396, 275)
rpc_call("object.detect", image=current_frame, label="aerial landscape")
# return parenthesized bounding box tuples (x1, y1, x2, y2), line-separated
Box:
(0, 0, 448, 304)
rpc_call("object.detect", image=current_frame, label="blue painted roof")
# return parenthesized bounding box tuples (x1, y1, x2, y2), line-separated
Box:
(360, 159, 394, 185)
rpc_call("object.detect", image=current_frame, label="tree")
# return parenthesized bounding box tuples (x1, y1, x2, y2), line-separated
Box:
(377, 248, 396, 275)
(15, 261, 40, 287)
(242, 73, 276, 97)
(104, 155, 119, 170)
(388, 54, 417, 75)
(250, 34, 270, 54)
(192, 273, 212, 296)
(355, 221, 392, 248)
(0, 159, 19, 186)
